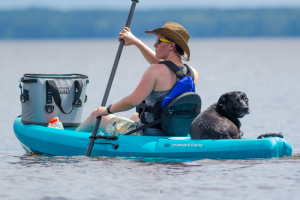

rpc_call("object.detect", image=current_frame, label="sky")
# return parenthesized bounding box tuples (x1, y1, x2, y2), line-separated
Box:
(1, 0, 300, 10)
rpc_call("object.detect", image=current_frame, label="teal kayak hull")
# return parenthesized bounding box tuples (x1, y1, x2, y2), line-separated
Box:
(13, 117, 292, 159)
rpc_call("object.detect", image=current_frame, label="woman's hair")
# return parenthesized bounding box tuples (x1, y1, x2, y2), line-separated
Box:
(175, 43, 184, 56)
(166, 37, 184, 56)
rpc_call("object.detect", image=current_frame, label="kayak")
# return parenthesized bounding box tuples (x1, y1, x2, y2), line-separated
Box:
(13, 117, 292, 159)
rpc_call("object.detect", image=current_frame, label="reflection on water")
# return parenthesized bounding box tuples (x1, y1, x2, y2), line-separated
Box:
(1, 39, 300, 199)
(9, 153, 300, 167)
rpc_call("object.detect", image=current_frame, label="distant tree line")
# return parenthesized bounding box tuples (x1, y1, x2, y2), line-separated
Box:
(0, 8, 300, 39)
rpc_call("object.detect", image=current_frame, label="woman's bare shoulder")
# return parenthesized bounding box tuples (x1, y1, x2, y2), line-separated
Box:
(149, 63, 168, 69)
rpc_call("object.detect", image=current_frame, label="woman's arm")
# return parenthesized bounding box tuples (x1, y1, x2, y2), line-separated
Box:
(119, 27, 162, 65)
(95, 65, 159, 117)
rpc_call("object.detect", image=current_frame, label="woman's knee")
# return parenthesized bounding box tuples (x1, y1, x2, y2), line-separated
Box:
(129, 112, 140, 122)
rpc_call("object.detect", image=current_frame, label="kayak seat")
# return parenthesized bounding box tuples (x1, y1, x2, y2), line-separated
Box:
(161, 92, 201, 136)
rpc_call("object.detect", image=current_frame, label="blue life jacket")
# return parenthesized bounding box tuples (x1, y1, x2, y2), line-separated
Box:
(161, 61, 195, 109)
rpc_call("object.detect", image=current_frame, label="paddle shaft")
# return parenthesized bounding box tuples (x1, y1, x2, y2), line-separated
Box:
(85, 0, 138, 156)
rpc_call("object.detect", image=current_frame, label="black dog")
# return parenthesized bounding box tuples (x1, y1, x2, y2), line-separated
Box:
(190, 91, 250, 139)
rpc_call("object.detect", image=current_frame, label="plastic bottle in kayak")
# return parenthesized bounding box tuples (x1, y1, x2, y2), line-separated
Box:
(49, 117, 64, 130)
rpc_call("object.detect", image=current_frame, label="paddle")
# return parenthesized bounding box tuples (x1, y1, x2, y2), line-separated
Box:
(85, 0, 139, 156)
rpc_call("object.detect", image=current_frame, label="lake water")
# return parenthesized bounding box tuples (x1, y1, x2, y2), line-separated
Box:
(0, 39, 300, 200)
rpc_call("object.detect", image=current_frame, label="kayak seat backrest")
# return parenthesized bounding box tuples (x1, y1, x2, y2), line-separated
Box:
(161, 92, 201, 136)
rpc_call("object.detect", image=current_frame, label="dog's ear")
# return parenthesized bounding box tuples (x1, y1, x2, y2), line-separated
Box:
(217, 93, 229, 109)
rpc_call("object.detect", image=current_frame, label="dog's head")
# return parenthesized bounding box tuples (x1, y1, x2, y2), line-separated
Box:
(217, 91, 250, 118)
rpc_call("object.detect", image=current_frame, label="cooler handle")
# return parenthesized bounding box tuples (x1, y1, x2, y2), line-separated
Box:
(46, 80, 83, 114)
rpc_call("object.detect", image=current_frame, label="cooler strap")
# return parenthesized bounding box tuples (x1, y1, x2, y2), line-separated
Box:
(45, 80, 83, 114)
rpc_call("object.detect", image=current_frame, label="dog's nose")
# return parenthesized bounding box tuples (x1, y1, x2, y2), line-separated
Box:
(243, 107, 250, 114)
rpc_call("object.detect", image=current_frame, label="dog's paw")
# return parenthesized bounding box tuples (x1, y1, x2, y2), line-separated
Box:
(257, 132, 283, 139)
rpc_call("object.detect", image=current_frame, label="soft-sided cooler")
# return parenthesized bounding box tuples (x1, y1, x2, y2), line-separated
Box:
(20, 74, 88, 126)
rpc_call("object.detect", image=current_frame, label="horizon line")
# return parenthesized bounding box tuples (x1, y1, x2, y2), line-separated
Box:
(1, 6, 300, 12)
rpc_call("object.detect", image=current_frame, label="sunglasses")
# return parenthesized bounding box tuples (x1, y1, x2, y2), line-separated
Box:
(156, 38, 172, 45)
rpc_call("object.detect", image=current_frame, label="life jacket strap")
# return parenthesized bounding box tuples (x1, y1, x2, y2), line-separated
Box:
(159, 61, 186, 79)
(138, 104, 160, 129)
(184, 64, 195, 80)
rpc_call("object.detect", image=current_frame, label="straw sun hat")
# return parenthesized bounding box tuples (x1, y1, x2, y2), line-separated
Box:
(145, 21, 190, 61)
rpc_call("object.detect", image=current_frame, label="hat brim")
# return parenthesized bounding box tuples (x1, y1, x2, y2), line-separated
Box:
(145, 28, 190, 61)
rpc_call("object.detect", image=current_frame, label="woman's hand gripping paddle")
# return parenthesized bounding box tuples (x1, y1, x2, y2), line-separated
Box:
(85, 0, 139, 156)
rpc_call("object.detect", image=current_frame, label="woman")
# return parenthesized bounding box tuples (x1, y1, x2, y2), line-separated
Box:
(49, 22, 199, 136)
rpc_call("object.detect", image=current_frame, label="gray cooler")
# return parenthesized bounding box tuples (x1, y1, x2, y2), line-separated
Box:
(20, 74, 89, 126)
